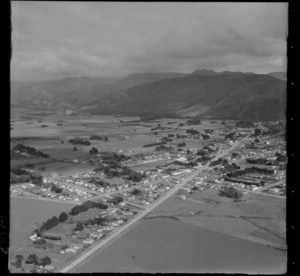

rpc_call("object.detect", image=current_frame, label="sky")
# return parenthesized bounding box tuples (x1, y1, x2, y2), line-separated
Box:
(11, 2, 288, 81)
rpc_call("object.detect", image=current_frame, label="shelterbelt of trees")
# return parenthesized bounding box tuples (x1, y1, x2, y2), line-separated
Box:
(34, 201, 109, 236)
(11, 144, 49, 159)
(227, 166, 275, 178)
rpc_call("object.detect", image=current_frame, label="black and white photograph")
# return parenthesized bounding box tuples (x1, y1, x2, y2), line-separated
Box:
(9, 1, 287, 273)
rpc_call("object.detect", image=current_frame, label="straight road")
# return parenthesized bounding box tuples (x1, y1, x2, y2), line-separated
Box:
(59, 135, 249, 272)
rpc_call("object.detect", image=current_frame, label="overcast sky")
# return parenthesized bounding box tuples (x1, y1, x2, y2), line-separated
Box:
(11, 2, 287, 81)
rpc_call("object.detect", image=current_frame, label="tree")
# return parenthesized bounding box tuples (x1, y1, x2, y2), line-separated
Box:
(74, 222, 84, 232)
(40, 256, 52, 266)
(58, 212, 68, 222)
(132, 188, 142, 195)
(25, 254, 38, 264)
(15, 255, 24, 262)
(219, 186, 243, 200)
(254, 128, 262, 136)
(89, 147, 98, 154)
(14, 254, 24, 267)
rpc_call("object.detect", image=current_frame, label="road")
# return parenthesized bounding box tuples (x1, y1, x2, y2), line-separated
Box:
(59, 136, 249, 272)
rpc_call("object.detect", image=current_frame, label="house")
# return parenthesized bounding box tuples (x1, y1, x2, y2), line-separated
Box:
(111, 222, 119, 227)
(66, 247, 76, 253)
(83, 238, 94, 244)
(44, 265, 54, 271)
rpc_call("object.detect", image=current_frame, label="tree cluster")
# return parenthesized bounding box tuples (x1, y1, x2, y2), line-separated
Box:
(84, 216, 107, 226)
(224, 132, 236, 140)
(246, 158, 275, 166)
(12, 144, 49, 158)
(186, 119, 201, 125)
(201, 134, 210, 140)
(143, 141, 166, 148)
(236, 120, 254, 128)
(109, 196, 124, 205)
(186, 128, 199, 135)
(89, 147, 99, 154)
(275, 152, 287, 163)
(10, 169, 43, 185)
(155, 145, 173, 152)
(209, 158, 228, 167)
(69, 201, 108, 216)
(39, 216, 60, 233)
(219, 186, 243, 200)
(89, 135, 108, 141)
(161, 137, 173, 142)
(204, 129, 214, 134)
(227, 166, 274, 177)
(25, 254, 52, 266)
(68, 137, 91, 145)
(50, 184, 63, 193)
(74, 222, 84, 232)
(178, 142, 186, 147)
(131, 188, 142, 196)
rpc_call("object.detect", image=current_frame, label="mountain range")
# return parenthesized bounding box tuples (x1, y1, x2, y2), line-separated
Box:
(11, 70, 286, 121)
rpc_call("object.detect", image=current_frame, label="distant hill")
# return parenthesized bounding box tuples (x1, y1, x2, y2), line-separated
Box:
(268, 72, 287, 80)
(10, 76, 123, 108)
(11, 70, 286, 121)
(89, 72, 286, 121)
(190, 69, 218, 76)
(118, 72, 187, 89)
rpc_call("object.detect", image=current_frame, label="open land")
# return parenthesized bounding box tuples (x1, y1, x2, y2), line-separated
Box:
(9, 108, 286, 273)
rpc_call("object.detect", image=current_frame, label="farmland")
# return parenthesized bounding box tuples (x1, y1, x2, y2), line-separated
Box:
(10, 108, 286, 273)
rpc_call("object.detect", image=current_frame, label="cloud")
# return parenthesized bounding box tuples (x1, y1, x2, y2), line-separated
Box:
(11, 2, 287, 81)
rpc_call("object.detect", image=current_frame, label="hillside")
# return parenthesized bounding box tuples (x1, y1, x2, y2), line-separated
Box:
(268, 72, 287, 80)
(10, 76, 123, 108)
(11, 71, 286, 121)
(118, 72, 187, 89)
(89, 72, 286, 121)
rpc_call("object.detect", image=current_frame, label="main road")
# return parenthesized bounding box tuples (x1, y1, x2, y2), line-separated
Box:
(59, 135, 250, 272)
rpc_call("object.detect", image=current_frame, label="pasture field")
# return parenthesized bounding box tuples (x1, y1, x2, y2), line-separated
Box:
(150, 189, 286, 247)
